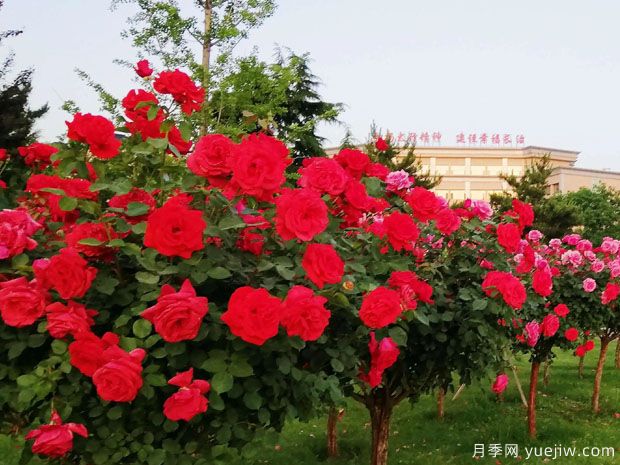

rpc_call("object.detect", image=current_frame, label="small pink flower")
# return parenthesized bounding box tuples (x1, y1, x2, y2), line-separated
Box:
(562, 234, 581, 245)
(591, 260, 605, 273)
(524, 321, 540, 347)
(583, 278, 597, 293)
(491, 374, 509, 394)
(527, 230, 543, 242)
(472, 200, 493, 220)
(385, 170, 412, 192)
(549, 238, 562, 249)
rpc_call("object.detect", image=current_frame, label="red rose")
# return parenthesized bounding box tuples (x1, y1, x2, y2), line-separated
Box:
(434, 208, 461, 235)
(344, 179, 372, 211)
(228, 133, 291, 201)
(359, 286, 403, 329)
(0, 148, 7, 161)
(141, 279, 209, 342)
(491, 374, 509, 394)
(564, 327, 579, 341)
(540, 313, 560, 337)
(0, 277, 48, 327)
(236, 227, 266, 255)
(601, 283, 620, 304)
(69, 331, 120, 377)
(482, 271, 526, 309)
(92, 347, 145, 402)
(516, 245, 535, 273)
(122, 89, 159, 121)
(532, 268, 553, 297)
(144, 194, 206, 259)
(221, 286, 283, 345)
(281, 285, 331, 341)
(383, 212, 420, 252)
(66, 113, 121, 159)
(153, 69, 204, 115)
(584, 340, 595, 351)
(25, 410, 87, 458)
(334, 148, 370, 179)
(553, 303, 570, 317)
(365, 162, 390, 180)
(387, 270, 434, 310)
(17, 143, 58, 169)
(301, 243, 345, 289)
(406, 187, 442, 222)
(375, 137, 389, 151)
(26, 175, 98, 223)
(187, 134, 234, 184)
(275, 188, 328, 241)
(134, 59, 153, 78)
(496, 223, 521, 253)
(575, 345, 587, 357)
(33, 248, 98, 300)
(298, 157, 350, 196)
(64, 222, 120, 260)
(0, 209, 42, 259)
(167, 126, 193, 155)
(163, 368, 210, 421)
(108, 188, 156, 224)
(360, 332, 399, 388)
(511, 199, 534, 229)
(46, 301, 97, 339)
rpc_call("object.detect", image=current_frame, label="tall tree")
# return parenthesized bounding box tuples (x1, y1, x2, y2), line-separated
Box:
(0, 0, 48, 151)
(564, 184, 620, 244)
(490, 155, 580, 237)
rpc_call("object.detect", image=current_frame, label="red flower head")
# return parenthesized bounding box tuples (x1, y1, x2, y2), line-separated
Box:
(383, 212, 420, 252)
(584, 340, 595, 351)
(0, 277, 48, 327)
(491, 373, 509, 394)
(496, 222, 521, 254)
(144, 194, 206, 259)
(25, 410, 88, 458)
(134, 59, 153, 78)
(511, 199, 535, 230)
(375, 137, 389, 151)
(0, 148, 7, 161)
(92, 346, 146, 402)
(275, 188, 328, 241)
(524, 321, 540, 347)
(553, 303, 570, 318)
(298, 157, 350, 196)
(108, 188, 156, 224)
(33, 248, 97, 300)
(359, 286, 403, 329)
(482, 271, 526, 310)
(0, 209, 42, 259)
(360, 332, 400, 388)
(387, 270, 434, 310)
(221, 286, 283, 345)
(163, 368, 210, 422)
(434, 208, 461, 235)
(365, 162, 390, 180)
(122, 89, 159, 121)
(406, 187, 443, 222)
(17, 143, 58, 169)
(45, 301, 97, 339)
(69, 331, 120, 377)
(540, 313, 560, 338)
(601, 282, 620, 304)
(532, 268, 553, 297)
(66, 113, 121, 159)
(64, 222, 120, 260)
(228, 133, 291, 201)
(141, 279, 209, 343)
(575, 345, 587, 357)
(564, 327, 579, 342)
(334, 148, 370, 179)
(281, 285, 331, 341)
(301, 243, 345, 289)
(153, 69, 204, 115)
(187, 134, 234, 185)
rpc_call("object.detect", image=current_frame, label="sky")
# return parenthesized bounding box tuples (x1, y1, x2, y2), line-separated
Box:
(2, 0, 620, 169)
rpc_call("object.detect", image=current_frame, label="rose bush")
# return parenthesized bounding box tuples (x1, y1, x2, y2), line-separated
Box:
(0, 61, 604, 465)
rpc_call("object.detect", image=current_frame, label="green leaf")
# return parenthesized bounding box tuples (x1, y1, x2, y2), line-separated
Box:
(414, 312, 430, 326)
(59, 196, 78, 211)
(330, 359, 344, 372)
(136, 272, 160, 285)
(133, 319, 152, 338)
(207, 267, 232, 279)
(201, 351, 228, 373)
(147, 137, 168, 150)
(78, 237, 104, 246)
(472, 299, 488, 311)
(211, 372, 234, 394)
(388, 326, 408, 346)
(243, 391, 262, 410)
(107, 405, 123, 420)
(126, 202, 151, 217)
(229, 354, 253, 378)
(218, 215, 246, 230)
(145, 373, 167, 387)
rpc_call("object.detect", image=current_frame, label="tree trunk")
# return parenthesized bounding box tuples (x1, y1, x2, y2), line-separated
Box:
(543, 360, 551, 387)
(369, 400, 393, 465)
(201, 0, 213, 134)
(326, 406, 339, 458)
(578, 355, 585, 378)
(527, 361, 540, 439)
(592, 338, 610, 414)
(615, 339, 620, 369)
(437, 387, 445, 420)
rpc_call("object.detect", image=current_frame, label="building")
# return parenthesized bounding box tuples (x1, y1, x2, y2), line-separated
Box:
(329, 145, 620, 201)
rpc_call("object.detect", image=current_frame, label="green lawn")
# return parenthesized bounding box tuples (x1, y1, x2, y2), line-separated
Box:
(2, 349, 618, 465)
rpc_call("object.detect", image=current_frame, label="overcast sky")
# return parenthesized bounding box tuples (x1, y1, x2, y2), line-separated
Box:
(3, 0, 620, 169)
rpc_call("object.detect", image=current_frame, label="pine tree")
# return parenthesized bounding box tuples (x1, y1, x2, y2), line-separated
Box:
(0, 0, 48, 151)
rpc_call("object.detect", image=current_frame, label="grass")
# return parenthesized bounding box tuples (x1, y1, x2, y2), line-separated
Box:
(2, 349, 618, 465)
